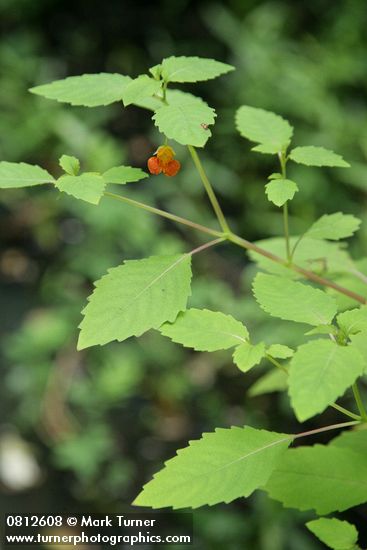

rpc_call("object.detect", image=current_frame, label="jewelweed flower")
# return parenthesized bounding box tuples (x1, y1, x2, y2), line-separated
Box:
(147, 145, 181, 177)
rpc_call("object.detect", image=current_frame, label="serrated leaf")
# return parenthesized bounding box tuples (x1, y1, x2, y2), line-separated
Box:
(253, 273, 337, 326)
(235, 106, 293, 152)
(59, 154, 80, 176)
(30, 73, 131, 107)
(122, 75, 162, 107)
(160, 309, 249, 352)
(265, 179, 298, 207)
(305, 213, 361, 241)
(153, 96, 216, 147)
(56, 173, 106, 205)
(289, 340, 365, 421)
(134, 426, 292, 509)
(265, 444, 367, 514)
(306, 518, 358, 550)
(102, 165, 148, 185)
(160, 56, 234, 83)
(233, 342, 265, 373)
(248, 369, 288, 397)
(337, 306, 367, 336)
(289, 146, 350, 168)
(0, 162, 54, 188)
(267, 344, 294, 359)
(78, 254, 192, 350)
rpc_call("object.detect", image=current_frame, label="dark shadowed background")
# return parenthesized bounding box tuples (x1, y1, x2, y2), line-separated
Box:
(1, 1, 367, 548)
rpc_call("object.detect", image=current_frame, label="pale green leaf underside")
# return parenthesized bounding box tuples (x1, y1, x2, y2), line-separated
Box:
(122, 75, 162, 107)
(289, 339, 365, 421)
(59, 154, 80, 176)
(160, 308, 249, 352)
(289, 146, 350, 168)
(153, 97, 216, 147)
(235, 106, 293, 152)
(305, 213, 361, 240)
(78, 254, 192, 349)
(265, 179, 298, 206)
(102, 165, 148, 184)
(267, 344, 294, 359)
(30, 73, 131, 107)
(349, 332, 367, 371)
(337, 306, 367, 336)
(306, 518, 358, 550)
(265, 444, 367, 514)
(233, 342, 265, 373)
(248, 369, 288, 397)
(160, 56, 235, 83)
(0, 161, 54, 188)
(56, 173, 106, 205)
(134, 426, 292, 509)
(253, 273, 337, 326)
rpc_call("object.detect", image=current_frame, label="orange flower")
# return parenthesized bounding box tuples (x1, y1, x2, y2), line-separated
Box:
(147, 145, 181, 177)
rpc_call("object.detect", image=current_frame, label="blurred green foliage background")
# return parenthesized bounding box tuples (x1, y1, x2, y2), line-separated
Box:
(1, 1, 367, 548)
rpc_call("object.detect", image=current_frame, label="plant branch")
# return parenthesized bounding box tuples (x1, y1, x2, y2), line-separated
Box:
(294, 420, 360, 440)
(352, 382, 367, 422)
(103, 192, 222, 238)
(279, 151, 291, 262)
(189, 238, 225, 256)
(265, 354, 288, 373)
(103, 192, 366, 304)
(188, 145, 231, 234)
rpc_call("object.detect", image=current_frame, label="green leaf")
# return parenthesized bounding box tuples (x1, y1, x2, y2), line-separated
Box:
(233, 342, 266, 373)
(305, 213, 361, 240)
(289, 339, 365, 421)
(248, 369, 288, 397)
(337, 306, 367, 336)
(289, 146, 350, 168)
(160, 309, 249, 352)
(0, 161, 54, 188)
(153, 96, 216, 147)
(78, 255, 192, 350)
(265, 444, 367, 514)
(160, 56, 234, 83)
(235, 106, 293, 152)
(56, 173, 106, 205)
(134, 426, 292, 509)
(102, 166, 148, 185)
(59, 155, 80, 176)
(265, 179, 298, 207)
(306, 518, 358, 550)
(122, 75, 162, 107)
(30, 73, 131, 107)
(252, 273, 337, 326)
(267, 344, 294, 359)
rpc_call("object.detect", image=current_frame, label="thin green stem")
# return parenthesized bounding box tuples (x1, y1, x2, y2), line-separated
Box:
(330, 403, 361, 421)
(103, 192, 222, 238)
(283, 201, 291, 262)
(352, 382, 367, 422)
(265, 354, 288, 373)
(188, 145, 231, 234)
(279, 151, 291, 263)
(189, 238, 225, 256)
